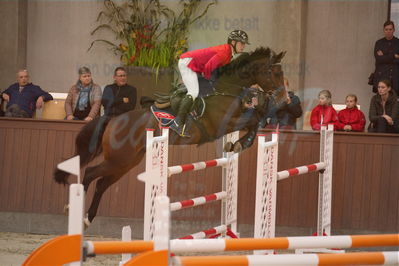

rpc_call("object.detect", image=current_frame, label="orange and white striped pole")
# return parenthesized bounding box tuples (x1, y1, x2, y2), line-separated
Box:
(173, 251, 399, 266)
(170, 234, 399, 253)
(85, 234, 398, 256)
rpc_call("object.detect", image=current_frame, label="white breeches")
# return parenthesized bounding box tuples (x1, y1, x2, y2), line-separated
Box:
(178, 58, 199, 99)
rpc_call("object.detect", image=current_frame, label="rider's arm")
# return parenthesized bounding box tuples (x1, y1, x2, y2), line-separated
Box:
(203, 54, 224, 80)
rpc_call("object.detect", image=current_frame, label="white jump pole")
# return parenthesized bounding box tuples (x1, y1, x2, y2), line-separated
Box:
(221, 131, 239, 236)
(317, 124, 334, 236)
(253, 132, 279, 255)
(119, 226, 132, 266)
(140, 128, 169, 241)
(57, 156, 84, 266)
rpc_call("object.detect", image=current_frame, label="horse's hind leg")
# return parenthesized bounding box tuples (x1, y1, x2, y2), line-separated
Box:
(84, 149, 146, 225)
(82, 160, 116, 192)
(85, 174, 123, 226)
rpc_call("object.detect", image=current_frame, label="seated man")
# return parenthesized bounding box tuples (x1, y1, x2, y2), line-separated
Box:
(1, 69, 53, 118)
(102, 67, 137, 116)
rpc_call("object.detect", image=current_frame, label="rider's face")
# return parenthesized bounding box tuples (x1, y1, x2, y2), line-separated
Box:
(234, 41, 246, 53)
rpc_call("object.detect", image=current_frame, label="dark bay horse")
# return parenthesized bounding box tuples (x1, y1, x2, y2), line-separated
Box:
(54, 47, 286, 226)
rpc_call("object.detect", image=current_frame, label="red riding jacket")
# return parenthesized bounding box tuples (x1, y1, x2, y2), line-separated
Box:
(310, 105, 338, 131)
(336, 107, 366, 132)
(180, 44, 232, 80)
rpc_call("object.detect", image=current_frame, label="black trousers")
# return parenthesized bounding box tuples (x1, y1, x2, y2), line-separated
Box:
(368, 116, 396, 133)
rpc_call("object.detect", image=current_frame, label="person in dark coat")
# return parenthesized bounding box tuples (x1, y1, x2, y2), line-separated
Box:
(372, 20, 399, 95)
(368, 79, 398, 133)
(260, 78, 303, 130)
(1, 69, 53, 118)
(102, 67, 137, 116)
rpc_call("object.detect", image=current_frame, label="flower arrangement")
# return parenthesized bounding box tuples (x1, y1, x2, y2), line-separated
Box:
(89, 0, 216, 70)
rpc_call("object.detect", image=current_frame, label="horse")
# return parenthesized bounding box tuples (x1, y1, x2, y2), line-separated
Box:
(54, 46, 287, 226)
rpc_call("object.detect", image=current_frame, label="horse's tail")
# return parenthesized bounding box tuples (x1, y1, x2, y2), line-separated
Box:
(54, 116, 111, 185)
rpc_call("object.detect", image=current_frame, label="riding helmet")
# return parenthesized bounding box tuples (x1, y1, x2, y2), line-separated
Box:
(228, 30, 250, 44)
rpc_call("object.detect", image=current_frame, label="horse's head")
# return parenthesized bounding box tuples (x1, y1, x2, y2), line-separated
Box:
(214, 47, 288, 118)
(216, 47, 284, 94)
(239, 48, 287, 118)
(253, 51, 286, 93)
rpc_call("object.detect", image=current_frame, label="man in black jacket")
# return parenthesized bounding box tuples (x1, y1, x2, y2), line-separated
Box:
(102, 67, 137, 116)
(373, 20, 399, 95)
(259, 79, 303, 130)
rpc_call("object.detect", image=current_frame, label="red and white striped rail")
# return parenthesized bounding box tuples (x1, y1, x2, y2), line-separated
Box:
(173, 251, 399, 266)
(277, 162, 326, 180)
(170, 192, 227, 211)
(179, 225, 227, 239)
(168, 158, 228, 176)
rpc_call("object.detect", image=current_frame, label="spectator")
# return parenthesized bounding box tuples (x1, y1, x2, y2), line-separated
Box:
(368, 79, 398, 133)
(65, 67, 102, 121)
(102, 67, 137, 116)
(372, 20, 399, 95)
(260, 78, 302, 130)
(1, 69, 53, 118)
(336, 94, 366, 132)
(310, 90, 338, 131)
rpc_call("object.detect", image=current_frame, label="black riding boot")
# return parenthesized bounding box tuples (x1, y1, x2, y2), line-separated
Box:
(170, 95, 193, 137)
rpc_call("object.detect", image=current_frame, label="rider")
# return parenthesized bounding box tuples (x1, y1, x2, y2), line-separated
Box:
(171, 30, 250, 137)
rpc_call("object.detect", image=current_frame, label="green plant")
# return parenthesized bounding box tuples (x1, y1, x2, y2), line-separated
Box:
(89, 0, 216, 69)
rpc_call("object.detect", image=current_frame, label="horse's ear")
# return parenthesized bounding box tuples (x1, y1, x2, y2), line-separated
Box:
(274, 51, 287, 63)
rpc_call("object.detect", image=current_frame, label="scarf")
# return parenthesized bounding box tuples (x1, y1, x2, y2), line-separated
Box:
(76, 81, 92, 111)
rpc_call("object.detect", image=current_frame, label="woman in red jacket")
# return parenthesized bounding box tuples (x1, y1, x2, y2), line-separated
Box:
(336, 94, 366, 132)
(310, 90, 338, 130)
(171, 30, 250, 137)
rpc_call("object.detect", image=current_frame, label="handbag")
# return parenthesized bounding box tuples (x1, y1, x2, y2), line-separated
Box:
(368, 72, 375, 85)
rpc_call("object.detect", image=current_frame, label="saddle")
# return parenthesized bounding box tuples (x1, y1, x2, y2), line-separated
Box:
(151, 86, 206, 127)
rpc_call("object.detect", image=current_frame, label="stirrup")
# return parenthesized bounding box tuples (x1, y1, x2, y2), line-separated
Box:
(180, 124, 191, 138)
(170, 121, 190, 138)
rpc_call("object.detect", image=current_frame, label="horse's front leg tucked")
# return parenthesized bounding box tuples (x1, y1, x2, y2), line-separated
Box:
(224, 126, 258, 153)
(235, 127, 257, 152)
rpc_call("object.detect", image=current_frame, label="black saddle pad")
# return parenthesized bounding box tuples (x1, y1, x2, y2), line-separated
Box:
(197, 75, 215, 97)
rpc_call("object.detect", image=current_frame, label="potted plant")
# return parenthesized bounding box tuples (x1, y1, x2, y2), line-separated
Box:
(89, 0, 216, 100)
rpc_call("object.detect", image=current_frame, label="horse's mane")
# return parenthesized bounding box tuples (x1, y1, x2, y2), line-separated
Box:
(217, 46, 278, 76)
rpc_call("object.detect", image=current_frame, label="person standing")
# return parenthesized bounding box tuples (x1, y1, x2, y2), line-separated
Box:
(372, 20, 399, 95)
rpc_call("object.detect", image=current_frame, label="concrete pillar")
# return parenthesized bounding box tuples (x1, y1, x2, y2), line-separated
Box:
(0, 0, 27, 90)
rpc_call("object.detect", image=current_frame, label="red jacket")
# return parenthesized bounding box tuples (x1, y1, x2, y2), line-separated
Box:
(180, 44, 232, 80)
(310, 105, 338, 131)
(336, 107, 366, 132)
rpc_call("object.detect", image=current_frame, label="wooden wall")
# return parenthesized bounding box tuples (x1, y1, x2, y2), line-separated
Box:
(0, 118, 398, 232)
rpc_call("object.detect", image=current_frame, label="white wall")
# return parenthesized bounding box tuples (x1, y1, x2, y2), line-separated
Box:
(26, 1, 120, 92)
(302, 0, 388, 126)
